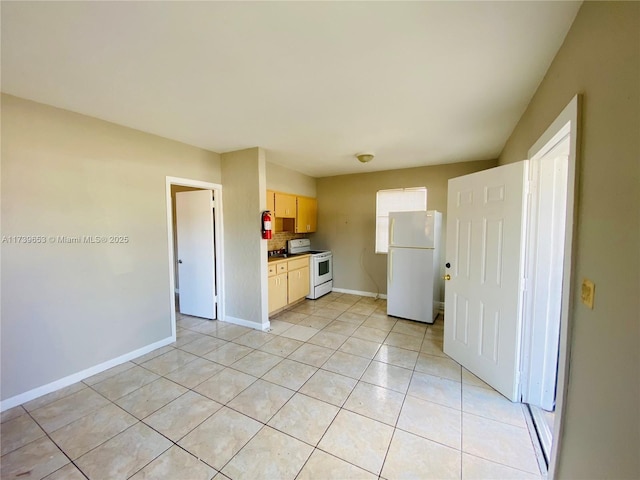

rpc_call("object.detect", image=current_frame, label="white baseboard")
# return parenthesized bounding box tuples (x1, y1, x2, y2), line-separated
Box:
(223, 315, 270, 332)
(0, 335, 175, 412)
(331, 287, 387, 300)
(331, 288, 443, 312)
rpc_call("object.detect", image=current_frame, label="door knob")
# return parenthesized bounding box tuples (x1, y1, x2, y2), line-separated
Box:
(443, 274, 451, 281)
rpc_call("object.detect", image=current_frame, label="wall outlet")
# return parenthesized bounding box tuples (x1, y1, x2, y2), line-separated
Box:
(581, 278, 595, 309)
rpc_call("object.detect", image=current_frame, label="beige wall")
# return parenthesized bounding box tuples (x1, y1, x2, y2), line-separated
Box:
(314, 159, 497, 297)
(0, 94, 221, 401)
(498, 2, 639, 477)
(266, 161, 316, 197)
(220, 147, 269, 328)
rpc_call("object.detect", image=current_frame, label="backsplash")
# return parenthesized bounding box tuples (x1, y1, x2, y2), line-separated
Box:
(268, 231, 307, 251)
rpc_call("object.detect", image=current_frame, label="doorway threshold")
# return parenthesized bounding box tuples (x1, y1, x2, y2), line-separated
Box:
(526, 403, 554, 473)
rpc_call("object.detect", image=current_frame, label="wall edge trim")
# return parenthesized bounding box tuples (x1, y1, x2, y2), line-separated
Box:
(224, 315, 269, 332)
(331, 287, 387, 300)
(0, 336, 175, 412)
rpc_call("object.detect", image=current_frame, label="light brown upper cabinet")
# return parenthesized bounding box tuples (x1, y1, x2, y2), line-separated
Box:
(266, 190, 318, 233)
(266, 190, 275, 213)
(295, 196, 318, 233)
(274, 192, 296, 218)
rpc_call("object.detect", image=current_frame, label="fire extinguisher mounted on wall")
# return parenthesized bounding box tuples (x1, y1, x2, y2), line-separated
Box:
(261, 211, 272, 239)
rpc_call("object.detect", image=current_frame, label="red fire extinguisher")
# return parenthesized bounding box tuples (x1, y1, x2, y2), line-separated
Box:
(262, 211, 272, 240)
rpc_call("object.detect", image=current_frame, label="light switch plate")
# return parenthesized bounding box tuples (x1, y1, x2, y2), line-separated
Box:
(581, 278, 595, 309)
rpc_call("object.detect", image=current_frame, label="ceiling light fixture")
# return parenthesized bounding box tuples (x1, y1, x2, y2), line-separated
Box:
(356, 153, 374, 163)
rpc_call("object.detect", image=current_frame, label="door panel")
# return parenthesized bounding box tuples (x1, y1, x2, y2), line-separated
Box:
(454, 218, 472, 279)
(453, 293, 469, 345)
(482, 218, 504, 286)
(479, 305, 500, 362)
(444, 161, 527, 401)
(176, 190, 216, 319)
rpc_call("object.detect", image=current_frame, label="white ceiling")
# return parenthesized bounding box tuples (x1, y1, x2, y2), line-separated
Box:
(1, 1, 581, 177)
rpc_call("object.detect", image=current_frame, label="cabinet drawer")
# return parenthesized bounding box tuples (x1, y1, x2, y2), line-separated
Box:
(288, 257, 309, 271)
(276, 263, 287, 274)
(268, 264, 277, 277)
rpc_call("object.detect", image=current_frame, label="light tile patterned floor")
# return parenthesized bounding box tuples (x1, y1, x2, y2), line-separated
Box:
(0, 293, 543, 479)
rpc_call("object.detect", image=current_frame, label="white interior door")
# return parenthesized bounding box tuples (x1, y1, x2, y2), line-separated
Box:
(176, 190, 216, 319)
(443, 161, 527, 401)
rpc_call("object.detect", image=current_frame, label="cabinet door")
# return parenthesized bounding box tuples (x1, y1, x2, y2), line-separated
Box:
(307, 198, 317, 232)
(274, 193, 296, 218)
(268, 273, 288, 313)
(287, 266, 310, 303)
(296, 196, 318, 233)
(266, 190, 275, 213)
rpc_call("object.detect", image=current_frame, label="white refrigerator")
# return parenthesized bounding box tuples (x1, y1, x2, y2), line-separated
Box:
(387, 210, 442, 323)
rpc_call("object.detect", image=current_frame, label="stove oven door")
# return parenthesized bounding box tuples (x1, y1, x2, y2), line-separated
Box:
(313, 254, 332, 286)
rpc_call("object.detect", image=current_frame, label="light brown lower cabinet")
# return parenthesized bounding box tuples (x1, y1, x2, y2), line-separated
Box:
(288, 265, 310, 304)
(268, 273, 288, 313)
(268, 256, 310, 314)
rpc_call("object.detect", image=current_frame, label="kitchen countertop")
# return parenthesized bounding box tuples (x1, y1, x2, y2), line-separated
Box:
(267, 253, 310, 263)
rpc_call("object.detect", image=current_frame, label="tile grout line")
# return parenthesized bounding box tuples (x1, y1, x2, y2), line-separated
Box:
(288, 299, 390, 478)
(240, 295, 406, 477)
(23, 408, 91, 480)
(4, 295, 540, 479)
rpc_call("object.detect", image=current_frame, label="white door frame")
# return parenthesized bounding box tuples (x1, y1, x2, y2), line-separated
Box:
(521, 129, 570, 409)
(165, 177, 224, 339)
(523, 95, 581, 479)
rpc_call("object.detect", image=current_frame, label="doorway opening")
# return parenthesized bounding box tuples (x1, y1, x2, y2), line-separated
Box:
(442, 95, 580, 479)
(174, 187, 217, 319)
(521, 130, 570, 465)
(521, 95, 581, 476)
(172, 185, 210, 313)
(165, 177, 224, 339)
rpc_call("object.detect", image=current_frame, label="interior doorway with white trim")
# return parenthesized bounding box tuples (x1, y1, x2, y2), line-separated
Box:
(173, 187, 217, 319)
(442, 95, 580, 477)
(165, 177, 224, 339)
(521, 129, 570, 464)
(521, 96, 580, 476)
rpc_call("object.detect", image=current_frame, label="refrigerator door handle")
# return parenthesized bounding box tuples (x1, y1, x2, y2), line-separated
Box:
(390, 217, 395, 246)
(388, 249, 393, 284)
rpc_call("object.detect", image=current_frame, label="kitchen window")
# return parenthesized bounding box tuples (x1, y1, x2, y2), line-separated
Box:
(375, 187, 427, 253)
